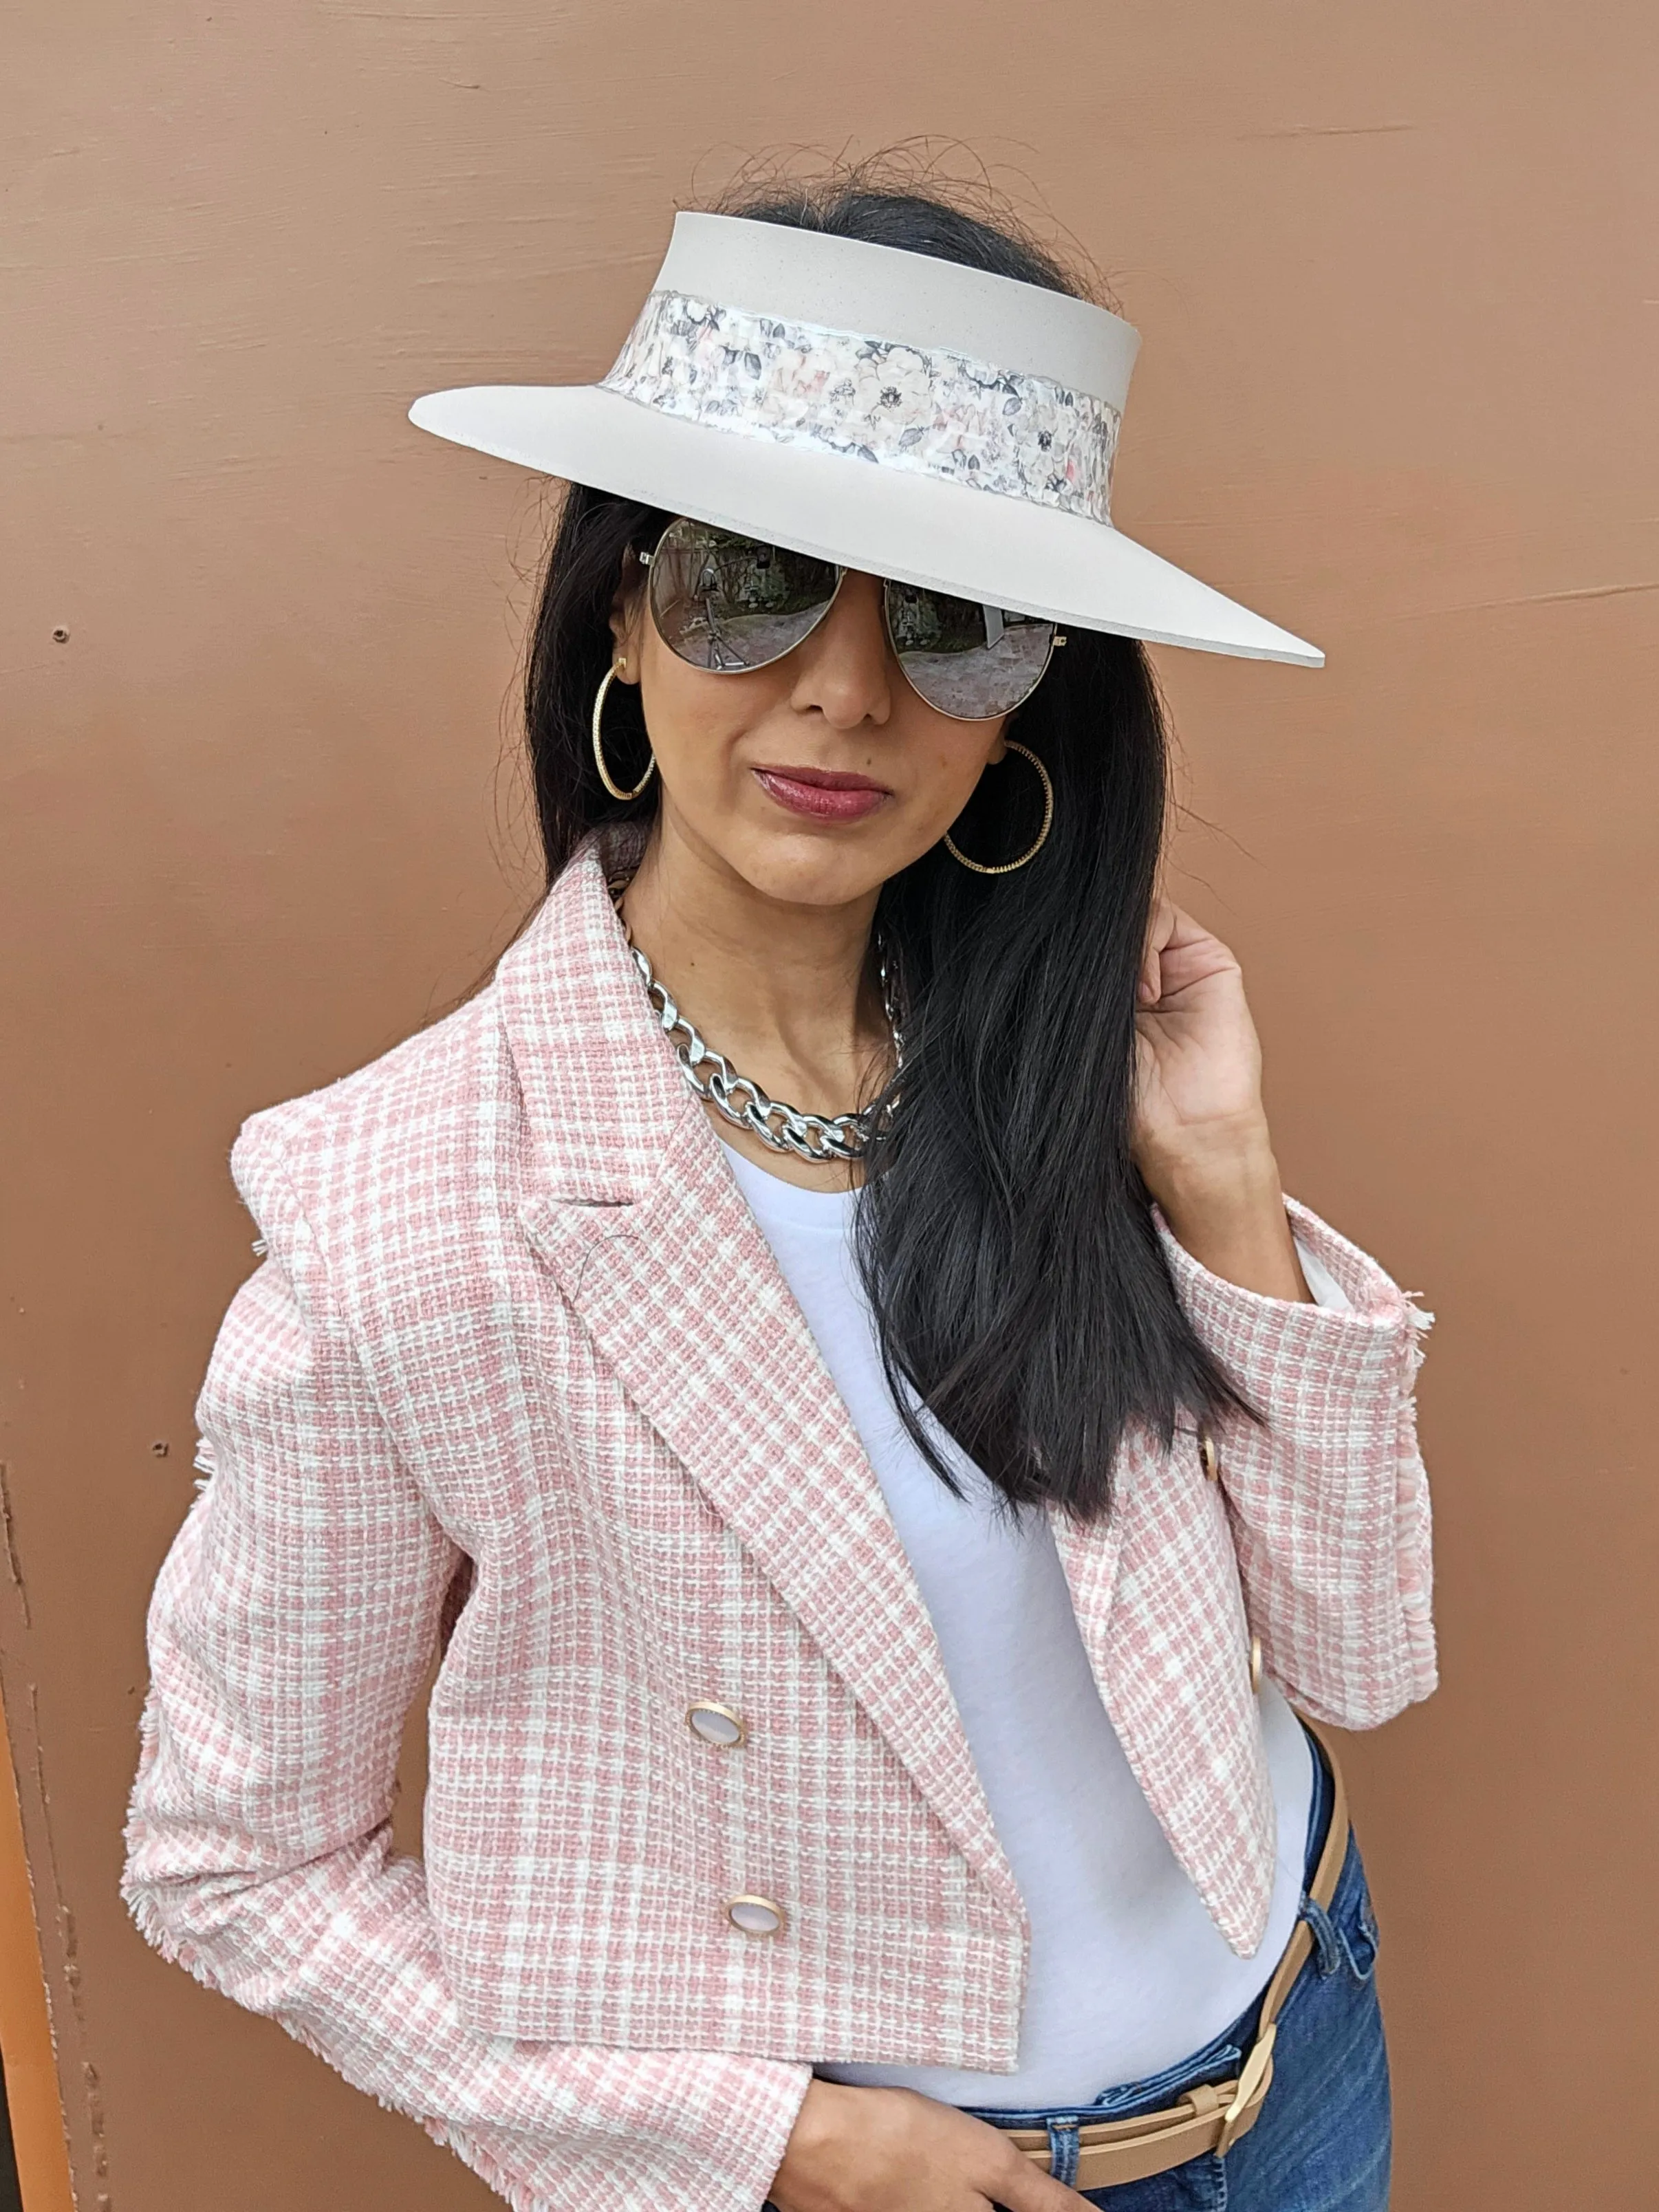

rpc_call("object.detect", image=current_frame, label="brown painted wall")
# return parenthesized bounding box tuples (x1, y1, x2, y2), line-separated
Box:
(4, 5, 1656, 2206)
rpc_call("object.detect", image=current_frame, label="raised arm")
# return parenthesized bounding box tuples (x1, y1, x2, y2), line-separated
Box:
(1131, 897, 1437, 1726)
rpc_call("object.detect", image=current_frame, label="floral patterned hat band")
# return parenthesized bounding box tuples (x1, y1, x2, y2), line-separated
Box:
(409, 213, 1323, 667)
(600, 288, 1123, 530)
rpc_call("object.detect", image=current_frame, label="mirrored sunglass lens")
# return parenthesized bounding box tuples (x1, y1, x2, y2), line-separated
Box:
(885, 584, 1054, 719)
(649, 521, 840, 672)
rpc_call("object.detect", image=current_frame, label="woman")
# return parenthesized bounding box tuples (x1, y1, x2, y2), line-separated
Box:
(124, 178, 1435, 2212)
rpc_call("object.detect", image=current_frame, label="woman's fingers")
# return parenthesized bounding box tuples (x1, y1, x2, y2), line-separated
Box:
(1141, 896, 1227, 1008)
(769, 2081, 1092, 2211)
(1139, 895, 1175, 1006)
(981, 2132, 1095, 2211)
(1139, 898, 1243, 1015)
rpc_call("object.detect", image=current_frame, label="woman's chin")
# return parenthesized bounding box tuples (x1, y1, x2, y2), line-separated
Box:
(722, 828, 911, 912)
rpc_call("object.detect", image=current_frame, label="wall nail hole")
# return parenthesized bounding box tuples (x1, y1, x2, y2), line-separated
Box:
(52, 628, 70, 644)
(150, 1440, 169, 1458)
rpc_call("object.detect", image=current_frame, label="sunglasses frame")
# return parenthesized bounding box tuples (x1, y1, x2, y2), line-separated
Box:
(637, 517, 1063, 724)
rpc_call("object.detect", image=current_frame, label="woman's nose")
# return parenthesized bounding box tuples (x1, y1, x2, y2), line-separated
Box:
(787, 571, 893, 728)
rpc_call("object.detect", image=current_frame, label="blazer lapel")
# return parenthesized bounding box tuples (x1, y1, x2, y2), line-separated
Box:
(499, 843, 1017, 1907)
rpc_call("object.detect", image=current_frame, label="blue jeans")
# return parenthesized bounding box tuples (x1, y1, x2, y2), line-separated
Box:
(968, 1725, 1390, 2208)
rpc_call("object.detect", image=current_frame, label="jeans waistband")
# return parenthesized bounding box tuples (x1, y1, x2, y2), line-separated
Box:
(966, 1716, 1338, 2134)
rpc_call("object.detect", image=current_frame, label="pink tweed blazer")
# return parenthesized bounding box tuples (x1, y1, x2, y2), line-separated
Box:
(123, 841, 1437, 2212)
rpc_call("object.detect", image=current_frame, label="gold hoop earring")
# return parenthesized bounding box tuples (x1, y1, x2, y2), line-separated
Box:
(592, 664, 657, 803)
(943, 741, 1054, 875)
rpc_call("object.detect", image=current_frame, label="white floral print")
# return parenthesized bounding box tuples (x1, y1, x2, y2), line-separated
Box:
(601, 291, 1120, 524)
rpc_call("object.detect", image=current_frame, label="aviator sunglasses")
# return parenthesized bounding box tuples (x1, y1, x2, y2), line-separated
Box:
(638, 516, 1063, 722)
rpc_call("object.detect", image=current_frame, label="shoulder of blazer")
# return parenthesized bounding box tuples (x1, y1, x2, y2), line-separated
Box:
(226, 931, 529, 1278)
(224, 836, 692, 1284)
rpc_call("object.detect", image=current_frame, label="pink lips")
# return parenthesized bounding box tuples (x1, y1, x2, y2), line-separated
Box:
(752, 765, 891, 822)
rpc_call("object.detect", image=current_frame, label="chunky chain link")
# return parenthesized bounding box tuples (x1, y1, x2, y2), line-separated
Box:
(609, 877, 902, 1162)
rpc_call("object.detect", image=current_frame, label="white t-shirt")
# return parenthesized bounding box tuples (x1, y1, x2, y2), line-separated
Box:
(724, 1143, 1332, 2108)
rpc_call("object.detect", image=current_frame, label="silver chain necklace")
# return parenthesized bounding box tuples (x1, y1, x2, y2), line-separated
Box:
(608, 877, 902, 1163)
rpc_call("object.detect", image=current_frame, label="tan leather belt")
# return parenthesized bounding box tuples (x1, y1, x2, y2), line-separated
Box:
(1001, 1719, 1349, 2193)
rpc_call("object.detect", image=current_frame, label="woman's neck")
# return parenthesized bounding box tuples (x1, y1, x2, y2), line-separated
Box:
(616, 816, 889, 1190)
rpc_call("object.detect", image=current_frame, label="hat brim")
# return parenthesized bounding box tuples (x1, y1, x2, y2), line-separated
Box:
(409, 384, 1323, 669)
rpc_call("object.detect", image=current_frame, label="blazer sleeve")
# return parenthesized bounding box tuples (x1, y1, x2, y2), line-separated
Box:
(1156, 1195, 1438, 1731)
(122, 1123, 810, 2212)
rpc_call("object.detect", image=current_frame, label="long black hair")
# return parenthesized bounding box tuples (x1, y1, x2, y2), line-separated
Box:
(523, 176, 1248, 1521)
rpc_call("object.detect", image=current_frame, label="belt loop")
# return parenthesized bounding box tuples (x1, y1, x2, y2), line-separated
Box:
(1045, 2118, 1081, 2188)
(1297, 1893, 1344, 1977)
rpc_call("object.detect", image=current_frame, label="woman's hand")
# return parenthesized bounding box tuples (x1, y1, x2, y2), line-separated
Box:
(1131, 898, 1310, 1302)
(768, 2079, 1091, 2212)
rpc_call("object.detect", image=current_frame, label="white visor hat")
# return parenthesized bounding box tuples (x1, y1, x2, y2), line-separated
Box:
(410, 212, 1322, 669)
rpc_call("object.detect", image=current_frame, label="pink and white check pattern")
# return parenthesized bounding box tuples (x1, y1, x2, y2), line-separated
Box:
(123, 843, 1436, 2212)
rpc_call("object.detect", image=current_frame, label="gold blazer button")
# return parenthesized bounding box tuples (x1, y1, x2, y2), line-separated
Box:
(726, 1894, 785, 1937)
(686, 1701, 746, 1747)
(1249, 1635, 1264, 1695)
(1198, 1426, 1221, 1482)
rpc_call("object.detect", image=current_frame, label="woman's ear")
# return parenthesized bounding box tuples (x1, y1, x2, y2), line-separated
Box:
(607, 550, 647, 680)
